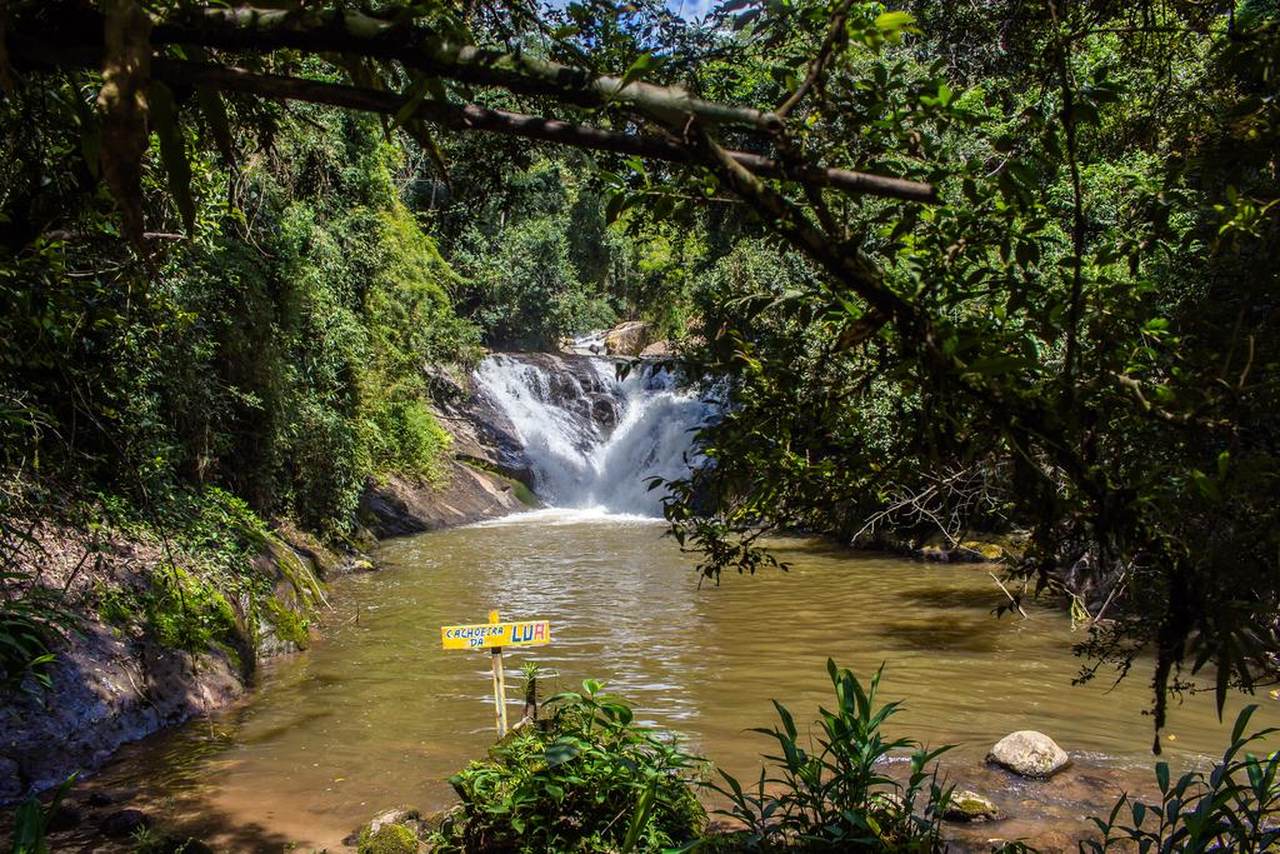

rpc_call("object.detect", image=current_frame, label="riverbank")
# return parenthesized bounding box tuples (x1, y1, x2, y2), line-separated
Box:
(0, 398, 532, 809)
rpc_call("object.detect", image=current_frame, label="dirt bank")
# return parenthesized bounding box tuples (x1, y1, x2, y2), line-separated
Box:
(0, 395, 530, 806)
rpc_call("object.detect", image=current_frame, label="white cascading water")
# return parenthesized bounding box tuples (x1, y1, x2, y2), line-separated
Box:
(471, 349, 719, 516)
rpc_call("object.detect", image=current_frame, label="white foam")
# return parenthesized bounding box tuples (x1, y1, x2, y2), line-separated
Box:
(471, 354, 719, 516)
(468, 507, 666, 528)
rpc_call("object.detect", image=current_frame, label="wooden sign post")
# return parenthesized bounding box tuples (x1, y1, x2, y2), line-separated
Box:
(441, 611, 551, 738)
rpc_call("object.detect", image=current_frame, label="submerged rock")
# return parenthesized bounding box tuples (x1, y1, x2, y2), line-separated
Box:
(987, 730, 1071, 778)
(944, 790, 1002, 822)
(100, 808, 150, 837)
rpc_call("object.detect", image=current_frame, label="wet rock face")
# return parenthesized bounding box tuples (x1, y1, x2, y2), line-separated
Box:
(469, 352, 628, 468)
(0, 622, 243, 805)
(987, 730, 1071, 778)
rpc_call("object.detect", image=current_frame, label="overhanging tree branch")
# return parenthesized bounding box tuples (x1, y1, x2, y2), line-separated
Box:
(147, 6, 785, 133)
(135, 60, 934, 203)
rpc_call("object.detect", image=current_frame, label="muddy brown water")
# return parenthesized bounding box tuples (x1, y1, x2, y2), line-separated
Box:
(64, 510, 1278, 851)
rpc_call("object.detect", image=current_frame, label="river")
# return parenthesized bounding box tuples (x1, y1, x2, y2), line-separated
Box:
(70, 353, 1279, 850)
(82, 508, 1274, 851)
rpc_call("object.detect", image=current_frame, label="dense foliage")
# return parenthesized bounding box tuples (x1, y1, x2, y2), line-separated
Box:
(429, 679, 706, 853)
(1083, 705, 1280, 851)
(0, 88, 479, 536)
(647, 0, 1280, 739)
(0, 0, 1275, 748)
(712, 660, 952, 851)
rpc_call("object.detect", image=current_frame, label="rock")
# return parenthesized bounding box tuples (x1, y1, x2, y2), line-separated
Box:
(86, 790, 124, 807)
(355, 809, 424, 854)
(47, 800, 84, 832)
(603, 320, 652, 356)
(987, 731, 1071, 778)
(100, 808, 150, 837)
(365, 807, 423, 836)
(590, 397, 618, 429)
(422, 363, 469, 410)
(639, 339, 672, 358)
(358, 823, 420, 854)
(944, 790, 1002, 822)
(0, 756, 22, 801)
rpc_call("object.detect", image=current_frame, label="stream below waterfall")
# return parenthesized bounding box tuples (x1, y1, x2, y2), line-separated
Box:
(70, 353, 1279, 851)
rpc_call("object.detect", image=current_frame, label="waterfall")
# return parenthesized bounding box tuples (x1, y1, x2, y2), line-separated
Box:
(471, 352, 719, 516)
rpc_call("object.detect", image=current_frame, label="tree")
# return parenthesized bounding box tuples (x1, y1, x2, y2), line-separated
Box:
(2, 0, 1276, 743)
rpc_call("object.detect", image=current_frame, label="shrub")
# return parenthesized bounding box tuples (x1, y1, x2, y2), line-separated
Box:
(429, 679, 705, 853)
(1081, 704, 1280, 852)
(710, 660, 953, 852)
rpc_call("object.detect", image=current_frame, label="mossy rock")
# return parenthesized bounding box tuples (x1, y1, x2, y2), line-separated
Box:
(943, 789, 1002, 823)
(358, 822, 420, 854)
(959, 539, 1008, 561)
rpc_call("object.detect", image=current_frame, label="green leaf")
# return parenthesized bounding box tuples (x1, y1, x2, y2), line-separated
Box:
(148, 81, 195, 236)
(874, 11, 916, 33)
(618, 52, 665, 92)
(195, 86, 235, 167)
(544, 740, 580, 766)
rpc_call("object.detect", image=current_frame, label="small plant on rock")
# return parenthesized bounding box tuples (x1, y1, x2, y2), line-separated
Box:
(428, 678, 705, 853)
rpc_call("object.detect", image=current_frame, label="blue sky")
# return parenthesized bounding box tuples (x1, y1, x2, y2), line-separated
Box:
(661, 0, 717, 18)
(544, 0, 719, 21)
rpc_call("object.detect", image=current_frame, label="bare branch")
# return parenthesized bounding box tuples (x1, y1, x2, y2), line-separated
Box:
(776, 0, 855, 119)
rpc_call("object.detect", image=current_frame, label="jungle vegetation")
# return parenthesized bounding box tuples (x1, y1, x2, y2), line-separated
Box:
(0, 0, 1276, 757)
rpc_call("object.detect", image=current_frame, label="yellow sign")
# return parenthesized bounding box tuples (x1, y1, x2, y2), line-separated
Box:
(441, 619, 551, 650)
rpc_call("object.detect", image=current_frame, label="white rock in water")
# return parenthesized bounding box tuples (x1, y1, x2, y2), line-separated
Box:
(986, 730, 1070, 778)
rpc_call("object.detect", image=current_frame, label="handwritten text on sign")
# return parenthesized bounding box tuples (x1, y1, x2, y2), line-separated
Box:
(441, 620, 551, 650)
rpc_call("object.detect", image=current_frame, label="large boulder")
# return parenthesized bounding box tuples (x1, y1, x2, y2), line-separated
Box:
(986, 730, 1070, 778)
(603, 320, 652, 356)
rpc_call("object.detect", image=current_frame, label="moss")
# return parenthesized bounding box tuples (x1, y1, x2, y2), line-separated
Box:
(268, 539, 327, 608)
(358, 823, 419, 854)
(263, 596, 310, 648)
(959, 539, 1008, 561)
(510, 479, 538, 508)
(458, 457, 540, 506)
(943, 789, 1001, 823)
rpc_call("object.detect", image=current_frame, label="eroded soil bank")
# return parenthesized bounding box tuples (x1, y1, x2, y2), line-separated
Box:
(0, 394, 530, 809)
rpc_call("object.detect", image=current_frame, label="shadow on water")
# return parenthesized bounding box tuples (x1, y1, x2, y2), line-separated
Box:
(897, 585, 1016, 612)
(877, 618, 1003, 653)
(50, 803, 301, 854)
